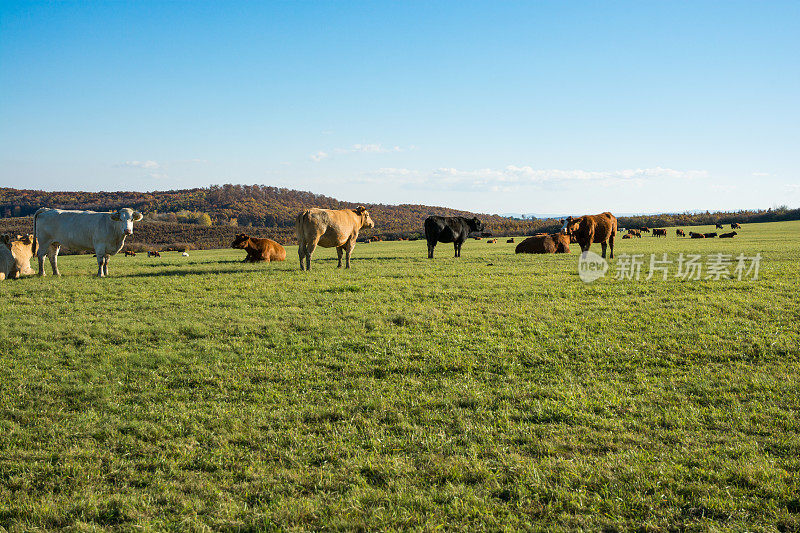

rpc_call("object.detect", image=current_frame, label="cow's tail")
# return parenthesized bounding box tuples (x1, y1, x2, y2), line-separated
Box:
(32, 208, 43, 256)
(295, 210, 308, 252)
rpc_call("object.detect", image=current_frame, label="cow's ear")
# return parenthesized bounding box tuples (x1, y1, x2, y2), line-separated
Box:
(110, 211, 121, 221)
(133, 211, 143, 222)
(355, 205, 366, 214)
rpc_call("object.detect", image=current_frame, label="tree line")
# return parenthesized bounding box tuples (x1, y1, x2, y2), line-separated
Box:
(1, 185, 798, 250)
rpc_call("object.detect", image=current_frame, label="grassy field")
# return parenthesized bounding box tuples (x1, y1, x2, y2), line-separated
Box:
(1, 221, 799, 531)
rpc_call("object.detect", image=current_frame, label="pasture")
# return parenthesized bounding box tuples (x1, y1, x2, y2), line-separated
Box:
(1, 221, 799, 531)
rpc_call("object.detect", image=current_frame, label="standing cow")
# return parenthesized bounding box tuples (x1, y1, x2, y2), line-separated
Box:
(296, 206, 374, 270)
(424, 216, 484, 258)
(560, 212, 617, 258)
(34, 208, 143, 277)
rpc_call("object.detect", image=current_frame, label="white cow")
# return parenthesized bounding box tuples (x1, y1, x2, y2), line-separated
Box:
(34, 208, 143, 277)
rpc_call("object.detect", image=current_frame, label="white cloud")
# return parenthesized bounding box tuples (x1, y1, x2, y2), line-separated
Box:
(356, 166, 709, 191)
(786, 184, 800, 192)
(117, 160, 160, 170)
(310, 143, 410, 161)
(752, 172, 770, 177)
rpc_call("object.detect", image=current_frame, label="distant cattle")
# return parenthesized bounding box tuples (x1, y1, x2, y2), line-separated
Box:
(124, 250, 136, 257)
(719, 231, 737, 238)
(231, 233, 286, 263)
(515, 233, 570, 254)
(731, 223, 741, 229)
(147, 250, 161, 258)
(640, 227, 650, 233)
(487, 238, 497, 243)
(181, 251, 189, 257)
(689, 232, 705, 239)
(676, 229, 686, 237)
(424, 215, 484, 258)
(652, 228, 667, 237)
(622, 233, 633, 239)
(296, 206, 375, 270)
(473, 236, 482, 240)
(0, 234, 36, 280)
(34, 207, 143, 277)
(627, 229, 641, 238)
(704, 232, 718, 238)
(560, 212, 617, 258)
(715, 223, 724, 229)
(506, 238, 514, 243)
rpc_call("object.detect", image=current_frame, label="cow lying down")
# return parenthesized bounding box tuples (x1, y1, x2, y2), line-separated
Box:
(1, 234, 37, 280)
(34, 207, 143, 277)
(515, 233, 571, 254)
(232, 233, 286, 262)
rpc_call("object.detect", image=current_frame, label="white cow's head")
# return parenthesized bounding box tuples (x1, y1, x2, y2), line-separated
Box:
(110, 208, 144, 235)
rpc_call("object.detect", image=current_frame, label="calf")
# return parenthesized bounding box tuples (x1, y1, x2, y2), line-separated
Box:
(34, 207, 143, 277)
(231, 233, 286, 262)
(719, 231, 737, 238)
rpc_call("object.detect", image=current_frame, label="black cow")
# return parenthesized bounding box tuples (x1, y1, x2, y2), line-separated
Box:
(424, 216, 484, 258)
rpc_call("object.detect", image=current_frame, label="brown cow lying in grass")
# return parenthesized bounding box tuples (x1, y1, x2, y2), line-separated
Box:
(515, 233, 570, 254)
(0, 234, 36, 280)
(689, 232, 705, 239)
(232, 233, 286, 263)
(560, 212, 617, 258)
(719, 231, 738, 238)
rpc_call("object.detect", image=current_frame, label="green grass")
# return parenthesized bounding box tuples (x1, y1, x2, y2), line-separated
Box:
(1, 221, 799, 531)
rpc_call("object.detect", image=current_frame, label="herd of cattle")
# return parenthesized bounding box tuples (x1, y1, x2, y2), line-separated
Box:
(0, 206, 744, 279)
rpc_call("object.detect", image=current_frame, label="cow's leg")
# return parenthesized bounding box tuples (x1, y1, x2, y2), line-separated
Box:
(453, 242, 459, 258)
(608, 235, 615, 259)
(298, 243, 306, 270)
(304, 242, 316, 271)
(102, 255, 110, 277)
(344, 241, 355, 268)
(48, 244, 61, 276)
(96, 253, 105, 277)
(427, 241, 435, 259)
(600, 242, 607, 259)
(336, 246, 344, 268)
(37, 244, 48, 276)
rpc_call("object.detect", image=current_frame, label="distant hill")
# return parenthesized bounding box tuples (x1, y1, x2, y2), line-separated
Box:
(0, 185, 797, 250)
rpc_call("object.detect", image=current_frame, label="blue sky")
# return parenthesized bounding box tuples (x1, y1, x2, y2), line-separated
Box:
(1, 1, 798, 214)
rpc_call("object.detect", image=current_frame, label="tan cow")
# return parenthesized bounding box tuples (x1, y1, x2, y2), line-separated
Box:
(296, 206, 375, 270)
(1, 234, 37, 280)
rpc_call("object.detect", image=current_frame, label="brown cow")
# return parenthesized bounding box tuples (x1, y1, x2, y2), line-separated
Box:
(719, 231, 737, 238)
(515, 233, 570, 254)
(487, 238, 497, 243)
(676, 229, 686, 237)
(627, 229, 641, 238)
(231, 233, 286, 262)
(147, 250, 161, 257)
(560, 212, 617, 258)
(124, 250, 136, 257)
(689, 232, 705, 239)
(652, 228, 667, 237)
(296, 206, 374, 270)
(622, 233, 632, 239)
(731, 223, 741, 229)
(0, 234, 37, 279)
